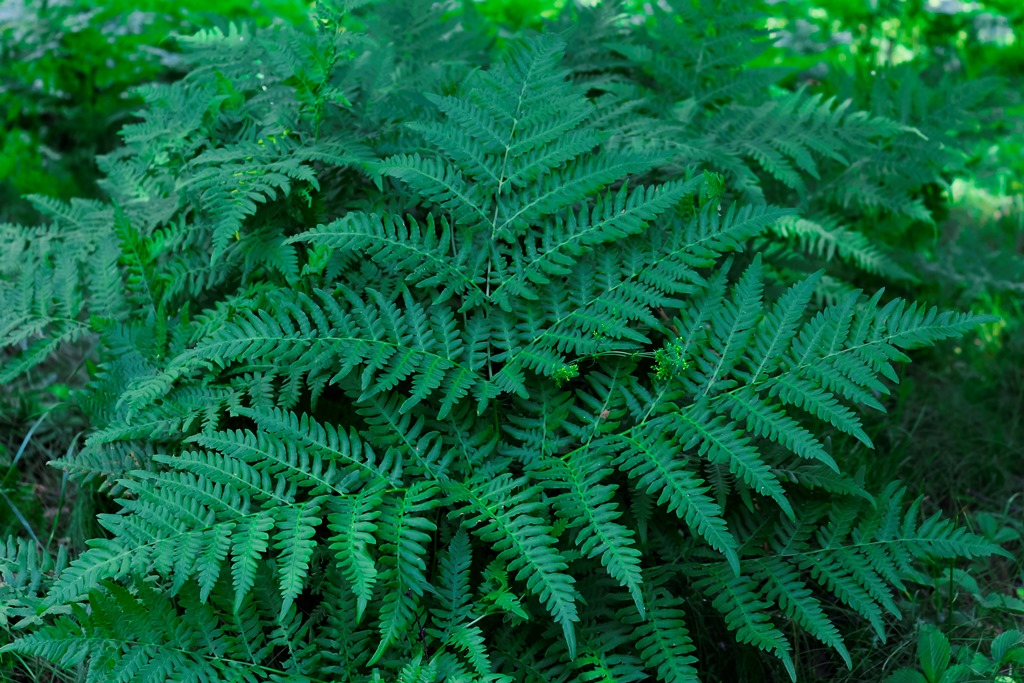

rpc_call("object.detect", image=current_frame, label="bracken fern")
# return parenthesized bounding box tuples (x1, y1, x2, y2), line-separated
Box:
(0, 2, 1007, 681)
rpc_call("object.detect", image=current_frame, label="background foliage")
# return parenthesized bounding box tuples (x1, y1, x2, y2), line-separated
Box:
(1, 0, 1022, 682)
(0, 0, 310, 223)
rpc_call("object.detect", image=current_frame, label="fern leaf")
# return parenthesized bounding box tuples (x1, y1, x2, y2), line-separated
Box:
(369, 482, 439, 665)
(696, 570, 796, 681)
(619, 585, 699, 683)
(288, 212, 488, 309)
(274, 499, 323, 619)
(327, 485, 385, 622)
(230, 512, 274, 612)
(542, 450, 645, 616)
(719, 389, 837, 471)
(754, 556, 851, 668)
(446, 475, 580, 658)
(673, 407, 793, 520)
(609, 428, 740, 574)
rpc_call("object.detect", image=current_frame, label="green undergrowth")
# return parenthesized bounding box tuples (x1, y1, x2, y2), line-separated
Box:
(0, 0, 312, 224)
(1, 1, 1022, 682)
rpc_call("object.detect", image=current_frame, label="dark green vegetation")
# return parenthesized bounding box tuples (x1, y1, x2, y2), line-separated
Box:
(0, 0, 309, 224)
(1, 1, 1022, 681)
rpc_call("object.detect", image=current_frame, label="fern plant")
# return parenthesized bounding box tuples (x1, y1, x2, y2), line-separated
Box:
(0, 2, 1008, 681)
(0, 0, 312, 225)
(552, 0, 1004, 305)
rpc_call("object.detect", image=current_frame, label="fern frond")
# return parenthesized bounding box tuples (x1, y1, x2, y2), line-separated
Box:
(619, 584, 699, 683)
(369, 482, 439, 664)
(273, 498, 323, 619)
(288, 212, 488, 309)
(446, 475, 580, 658)
(119, 287, 498, 419)
(540, 449, 645, 616)
(754, 556, 851, 667)
(609, 426, 740, 574)
(327, 484, 385, 622)
(696, 568, 796, 681)
(3, 5, 1006, 682)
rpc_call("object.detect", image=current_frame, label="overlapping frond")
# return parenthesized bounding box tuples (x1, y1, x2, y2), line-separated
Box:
(0, 5, 1007, 683)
